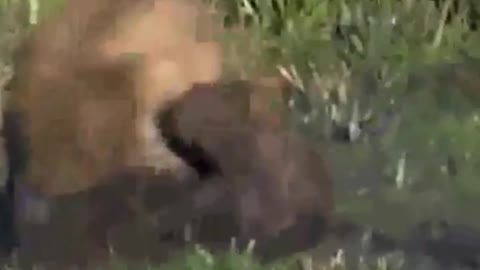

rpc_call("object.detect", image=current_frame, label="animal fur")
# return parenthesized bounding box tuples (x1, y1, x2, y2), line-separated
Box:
(3, 0, 222, 267)
(158, 82, 334, 259)
(8, 0, 222, 196)
(3, 0, 331, 266)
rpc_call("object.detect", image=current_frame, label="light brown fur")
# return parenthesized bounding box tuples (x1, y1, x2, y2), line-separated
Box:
(6, 0, 331, 265)
(9, 0, 222, 196)
(7, 1, 223, 267)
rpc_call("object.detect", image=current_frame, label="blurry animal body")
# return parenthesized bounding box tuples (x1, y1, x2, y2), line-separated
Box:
(3, 0, 334, 267)
(221, 76, 294, 128)
(9, 0, 222, 196)
(158, 82, 334, 261)
(4, 0, 223, 267)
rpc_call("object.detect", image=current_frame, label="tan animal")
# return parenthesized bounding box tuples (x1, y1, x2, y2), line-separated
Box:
(4, 0, 222, 268)
(4, 0, 327, 267)
(8, 0, 222, 196)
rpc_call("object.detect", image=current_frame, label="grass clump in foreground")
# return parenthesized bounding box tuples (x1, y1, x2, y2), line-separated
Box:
(105, 245, 406, 270)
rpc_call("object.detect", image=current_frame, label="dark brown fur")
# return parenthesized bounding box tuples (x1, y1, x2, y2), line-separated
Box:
(5, 0, 221, 268)
(158, 82, 334, 261)
(3, 0, 329, 267)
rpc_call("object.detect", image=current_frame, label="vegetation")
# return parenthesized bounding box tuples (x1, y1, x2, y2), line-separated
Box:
(1, 0, 480, 269)
(207, 0, 480, 236)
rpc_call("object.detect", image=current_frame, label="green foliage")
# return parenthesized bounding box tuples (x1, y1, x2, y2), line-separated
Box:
(208, 0, 480, 228)
(93, 245, 304, 270)
(104, 245, 406, 270)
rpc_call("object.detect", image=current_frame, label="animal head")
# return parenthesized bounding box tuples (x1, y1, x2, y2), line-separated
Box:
(158, 82, 334, 241)
(98, 0, 223, 111)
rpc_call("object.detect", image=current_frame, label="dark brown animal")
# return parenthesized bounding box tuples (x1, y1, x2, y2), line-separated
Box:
(3, 0, 331, 267)
(157, 82, 334, 262)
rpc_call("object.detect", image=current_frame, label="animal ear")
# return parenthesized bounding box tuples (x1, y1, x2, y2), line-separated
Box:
(190, 42, 222, 84)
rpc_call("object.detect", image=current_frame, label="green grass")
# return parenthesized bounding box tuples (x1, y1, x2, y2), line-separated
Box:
(90, 245, 405, 270)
